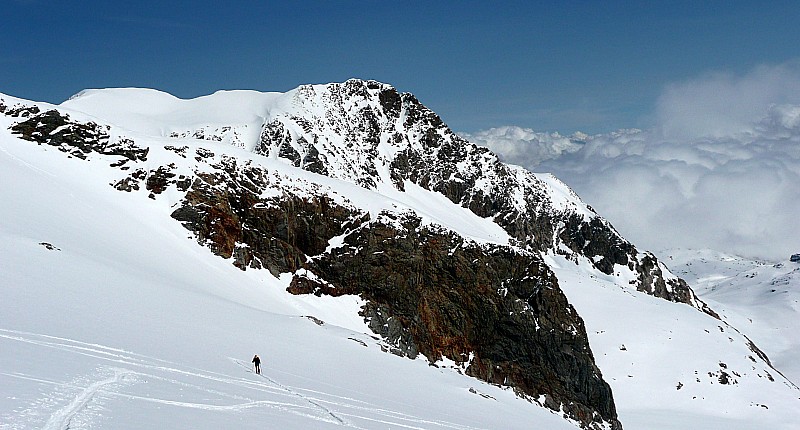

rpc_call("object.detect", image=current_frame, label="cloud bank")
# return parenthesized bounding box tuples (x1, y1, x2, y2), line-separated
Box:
(464, 64, 800, 261)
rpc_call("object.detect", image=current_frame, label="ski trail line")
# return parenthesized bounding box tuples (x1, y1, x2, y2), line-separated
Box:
(105, 391, 348, 426)
(0, 144, 58, 177)
(0, 328, 179, 368)
(41, 369, 130, 430)
(231, 358, 350, 427)
(229, 358, 485, 430)
(2, 329, 480, 429)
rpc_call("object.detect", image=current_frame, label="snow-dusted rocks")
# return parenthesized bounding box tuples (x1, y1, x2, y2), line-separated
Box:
(253, 80, 709, 314)
(10, 109, 148, 163)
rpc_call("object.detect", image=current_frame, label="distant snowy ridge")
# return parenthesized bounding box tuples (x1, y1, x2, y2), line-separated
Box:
(665, 248, 800, 384)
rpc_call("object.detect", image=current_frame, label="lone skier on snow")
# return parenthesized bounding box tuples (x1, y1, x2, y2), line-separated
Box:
(252, 354, 261, 374)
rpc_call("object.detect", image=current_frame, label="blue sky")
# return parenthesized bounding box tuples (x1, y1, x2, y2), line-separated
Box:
(3, 1, 800, 133)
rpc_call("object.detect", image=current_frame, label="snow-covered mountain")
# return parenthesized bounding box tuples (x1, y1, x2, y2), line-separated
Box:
(1, 80, 798, 429)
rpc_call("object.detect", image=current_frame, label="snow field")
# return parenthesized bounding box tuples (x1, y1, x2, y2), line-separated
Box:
(664, 249, 800, 383)
(547, 254, 800, 430)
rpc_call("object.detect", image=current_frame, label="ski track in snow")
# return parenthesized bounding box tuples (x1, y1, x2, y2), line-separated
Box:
(230, 358, 484, 430)
(0, 366, 135, 430)
(0, 328, 485, 430)
(40, 369, 131, 430)
(0, 144, 58, 178)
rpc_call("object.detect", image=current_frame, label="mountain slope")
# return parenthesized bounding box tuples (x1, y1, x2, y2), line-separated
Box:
(548, 253, 799, 429)
(2, 82, 799, 429)
(248, 80, 710, 311)
(2, 96, 620, 429)
(0, 129, 577, 430)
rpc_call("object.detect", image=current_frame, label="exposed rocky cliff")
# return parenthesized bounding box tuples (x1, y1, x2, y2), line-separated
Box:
(291, 212, 619, 428)
(166, 156, 621, 427)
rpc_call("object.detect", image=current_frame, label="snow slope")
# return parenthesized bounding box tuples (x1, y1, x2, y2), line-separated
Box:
(2, 86, 799, 429)
(664, 249, 800, 383)
(547, 253, 800, 430)
(0, 117, 572, 430)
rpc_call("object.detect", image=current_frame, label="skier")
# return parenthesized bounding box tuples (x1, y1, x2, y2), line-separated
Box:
(252, 354, 261, 374)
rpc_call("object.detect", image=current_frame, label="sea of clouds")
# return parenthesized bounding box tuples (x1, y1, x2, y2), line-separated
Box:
(462, 64, 800, 261)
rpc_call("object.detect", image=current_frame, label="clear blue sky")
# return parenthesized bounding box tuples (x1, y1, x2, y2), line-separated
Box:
(3, 1, 799, 133)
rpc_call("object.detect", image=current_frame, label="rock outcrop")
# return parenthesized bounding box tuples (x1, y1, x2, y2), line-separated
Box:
(9, 109, 149, 163)
(291, 212, 620, 429)
(166, 160, 622, 428)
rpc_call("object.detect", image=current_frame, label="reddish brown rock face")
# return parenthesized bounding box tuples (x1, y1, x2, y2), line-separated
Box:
(292, 213, 621, 429)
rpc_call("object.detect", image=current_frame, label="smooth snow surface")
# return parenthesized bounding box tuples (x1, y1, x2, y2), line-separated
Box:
(663, 249, 800, 383)
(548, 253, 800, 430)
(61, 88, 279, 150)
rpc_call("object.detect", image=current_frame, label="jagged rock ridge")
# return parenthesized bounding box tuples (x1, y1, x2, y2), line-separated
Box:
(254, 79, 712, 315)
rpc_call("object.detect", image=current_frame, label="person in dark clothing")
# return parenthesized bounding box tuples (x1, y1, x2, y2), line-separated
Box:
(252, 354, 261, 374)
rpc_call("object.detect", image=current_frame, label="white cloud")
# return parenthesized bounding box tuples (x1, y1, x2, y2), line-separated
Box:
(459, 126, 586, 167)
(468, 64, 800, 261)
(656, 63, 800, 140)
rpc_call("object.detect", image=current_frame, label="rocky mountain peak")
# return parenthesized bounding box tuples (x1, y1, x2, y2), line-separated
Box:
(254, 80, 714, 315)
(256, 78, 454, 190)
